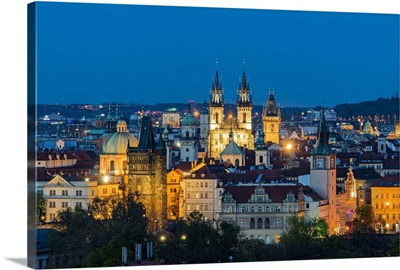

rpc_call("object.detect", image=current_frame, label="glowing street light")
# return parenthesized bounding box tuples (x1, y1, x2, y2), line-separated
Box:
(104, 175, 109, 183)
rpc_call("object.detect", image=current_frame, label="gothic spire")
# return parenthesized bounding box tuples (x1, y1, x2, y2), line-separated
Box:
(311, 107, 333, 155)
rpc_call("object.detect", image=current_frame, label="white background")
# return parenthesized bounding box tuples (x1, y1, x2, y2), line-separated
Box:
(0, 0, 399, 269)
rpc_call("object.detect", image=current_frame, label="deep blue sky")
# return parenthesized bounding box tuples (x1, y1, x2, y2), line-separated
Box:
(36, 2, 399, 107)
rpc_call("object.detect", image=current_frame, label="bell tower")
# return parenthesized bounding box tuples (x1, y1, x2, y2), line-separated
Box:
(209, 64, 224, 131)
(262, 90, 281, 145)
(310, 108, 337, 234)
(236, 70, 252, 130)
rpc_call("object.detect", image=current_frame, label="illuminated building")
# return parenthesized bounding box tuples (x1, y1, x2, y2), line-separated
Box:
(100, 119, 138, 181)
(208, 68, 255, 159)
(309, 108, 338, 234)
(262, 91, 281, 145)
(220, 183, 302, 244)
(180, 104, 200, 162)
(36, 174, 97, 223)
(127, 115, 168, 231)
(370, 173, 400, 232)
(180, 161, 223, 220)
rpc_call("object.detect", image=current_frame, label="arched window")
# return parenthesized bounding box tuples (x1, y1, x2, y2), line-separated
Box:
(265, 217, 270, 228)
(110, 160, 115, 171)
(216, 113, 219, 123)
(185, 131, 189, 139)
(257, 218, 263, 229)
(243, 113, 246, 123)
(235, 159, 240, 167)
(250, 218, 255, 229)
(259, 155, 263, 163)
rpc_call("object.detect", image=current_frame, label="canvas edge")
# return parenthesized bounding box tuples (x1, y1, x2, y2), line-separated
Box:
(27, 1, 37, 269)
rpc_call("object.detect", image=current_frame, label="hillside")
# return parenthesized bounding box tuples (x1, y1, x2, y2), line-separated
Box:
(334, 96, 399, 119)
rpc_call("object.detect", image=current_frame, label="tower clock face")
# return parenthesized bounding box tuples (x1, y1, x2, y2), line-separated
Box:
(316, 159, 324, 169)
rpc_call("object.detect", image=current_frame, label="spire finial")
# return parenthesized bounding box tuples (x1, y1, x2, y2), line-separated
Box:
(216, 58, 218, 70)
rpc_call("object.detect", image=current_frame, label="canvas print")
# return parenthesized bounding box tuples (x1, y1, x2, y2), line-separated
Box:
(27, 1, 400, 269)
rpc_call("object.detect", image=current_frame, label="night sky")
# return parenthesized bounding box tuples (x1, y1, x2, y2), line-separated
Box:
(36, 2, 399, 108)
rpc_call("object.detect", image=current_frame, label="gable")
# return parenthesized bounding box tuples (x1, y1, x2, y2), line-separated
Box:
(44, 174, 74, 188)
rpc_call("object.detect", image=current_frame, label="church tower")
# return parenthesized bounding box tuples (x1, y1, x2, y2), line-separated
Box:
(199, 100, 209, 152)
(262, 91, 281, 145)
(127, 115, 167, 232)
(310, 108, 337, 234)
(180, 103, 200, 162)
(209, 68, 224, 131)
(236, 70, 252, 130)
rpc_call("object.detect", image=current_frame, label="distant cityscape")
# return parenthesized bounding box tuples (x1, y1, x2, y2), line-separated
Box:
(34, 83, 400, 268)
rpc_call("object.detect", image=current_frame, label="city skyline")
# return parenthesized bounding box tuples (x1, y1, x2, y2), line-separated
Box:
(36, 2, 399, 108)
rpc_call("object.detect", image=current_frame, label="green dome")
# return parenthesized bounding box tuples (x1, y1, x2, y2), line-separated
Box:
(181, 112, 197, 125)
(102, 132, 138, 154)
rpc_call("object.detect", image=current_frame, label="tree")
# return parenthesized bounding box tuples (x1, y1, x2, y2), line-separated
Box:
(47, 194, 148, 268)
(36, 192, 46, 224)
(280, 215, 329, 259)
(352, 204, 376, 233)
(155, 211, 241, 264)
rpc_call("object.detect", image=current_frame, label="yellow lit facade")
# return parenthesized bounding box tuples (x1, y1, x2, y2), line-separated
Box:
(370, 173, 400, 232)
(208, 69, 254, 159)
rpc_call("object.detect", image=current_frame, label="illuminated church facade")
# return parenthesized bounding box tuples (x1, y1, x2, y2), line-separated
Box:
(207, 68, 281, 159)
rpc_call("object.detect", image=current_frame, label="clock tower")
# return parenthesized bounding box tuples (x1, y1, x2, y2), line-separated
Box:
(262, 91, 281, 145)
(310, 108, 337, 234)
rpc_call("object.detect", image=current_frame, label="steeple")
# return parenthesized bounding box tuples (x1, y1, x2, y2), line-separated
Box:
(210, 59, 223, 105)
(136, 115, 155, 150)
(311, 107, 333, 155)
(263, 90, 279, 117)
(237, 69, 251, 104)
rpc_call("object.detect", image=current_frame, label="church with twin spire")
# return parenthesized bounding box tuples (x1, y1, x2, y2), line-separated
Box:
(206, 66, 281, 160)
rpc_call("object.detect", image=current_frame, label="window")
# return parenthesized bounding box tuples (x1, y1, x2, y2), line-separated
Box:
(258, 206, 262, 212)
(171, 197, 176, 203)
(259, 155, 263, 163)
(76, 202, 82, 208)
(76, 190, 82, 196)
(200, 193, 203, 199)
(200, 182, 203, 188)
(265, 218, 270, 229)
(250, 218, 255, 229)
(274, 219, 281, 227)
(376, 203, 379, 209)
(103, 188, 107, 194)
(251, 206, 255, 212)
(112, 188, 116, 194)
(257, 218, 263, 229)
(205, 205, 208, 211)
(92, 190, 95, 196)
(276, 206, 281, 212)
(50, 190, 56, 196)
(49, 201, 56, 208)
(110, 160, 115, 171)
(62, 202, 68, 208)
(239, 219, 245, 228)
(38, 190, 43, 195)
(49, 213, 56, 221)
(205, 193, 208, 199)
(205, 182, 208, 188)
(393, 214, 396, 220)
(62, 190, 68, 196)
(188, 193, 191, 199)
